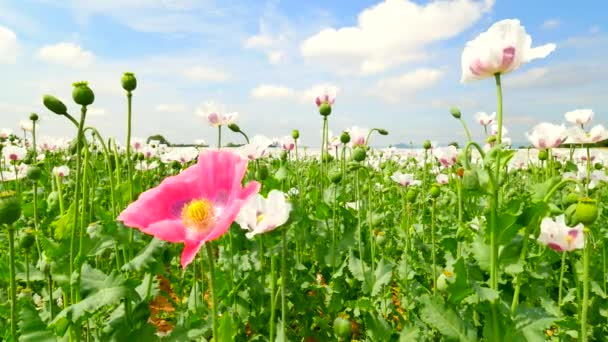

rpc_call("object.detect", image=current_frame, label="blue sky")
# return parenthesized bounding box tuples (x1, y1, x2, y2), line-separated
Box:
(0, 0, 606, 147)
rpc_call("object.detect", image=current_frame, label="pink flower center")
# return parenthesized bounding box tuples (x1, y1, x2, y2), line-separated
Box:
(9, 154, 17, 161)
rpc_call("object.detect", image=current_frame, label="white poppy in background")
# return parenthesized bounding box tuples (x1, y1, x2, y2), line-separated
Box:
(475, 112, 496, 126)
(391, 171, 421, 187)
(526, 123, 567, 149)
(197, 102, 237, 127)
(19, 120, 33, 132)
(130, 138, 145, 152)
(491, 124, 509, 137)
(433, 146, 458, 168)
(3, 145, 26, 162)
(461, 19, 556, 83)
(436, 174, 449, 185)
(0, 128, 12, 139)
(239, 135, 273, 160)
(135, 160, 159, 171)
(236, 190, 291, 239)
(346, 126, 369, 148)
(160, 147, 198, 164)
(52, 165, 70, 178)
(565, 109, 594, 126)
(566, 125, 608, 144)
(537, 215, 584, 252)
(281, 136, 295, 152)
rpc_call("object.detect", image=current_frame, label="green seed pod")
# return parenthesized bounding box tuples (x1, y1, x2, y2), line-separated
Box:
(406, 188, 418, 203)
(333, 316, 352, 340)
(594, 162, 603, 170)
(228, 123, 241, 132)
(423, 140, 432, 150)
(563, 193, 579, 206)
(352, 147, 366, 162)
(29, 113, 39, 121)
(462, 169, 480, 190)
(0, 191, 21, 225)
(450, 107, 461, 119)
(538, 150, 548, 161)
(329, 168, 342, 183)
(319, 103, 332, 116)
(121, 72, 137, 92)
(280, 150, 288, 161)
(430, 185, 441, 198)
(72, 81, 95, 106)
(19, 229, 35, 250)
(340, 131, 350, 144)
(575, 198, 598, 226)
(257, 164, 269, 180)
(291, 129, 300, 140)
(47, 191, 59, 212)
(43, 95, 68, 115)
(26, 165, 42, 181)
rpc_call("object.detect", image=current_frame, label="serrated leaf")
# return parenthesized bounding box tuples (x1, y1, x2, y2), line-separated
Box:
(51, 286, 136, 324)
(18, 297, 58, 342)
(371, 258, 392, 297)
(348, 250, 365, 282)
(399, 324, 420, 341)
(420, 295, 476, 342)
(122, 238, 166, 272)
(51, 203, 75, 240)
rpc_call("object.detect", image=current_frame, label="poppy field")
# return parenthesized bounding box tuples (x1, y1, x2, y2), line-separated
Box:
(1, 19, 608, 342)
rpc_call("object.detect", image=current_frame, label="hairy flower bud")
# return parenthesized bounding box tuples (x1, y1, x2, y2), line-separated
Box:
(228, 123, 241, 132)
(43, 95, 68, 115)
(377, 129, 388, 135)
(430, 185, 441, 198)
(450, 107, 462, 119)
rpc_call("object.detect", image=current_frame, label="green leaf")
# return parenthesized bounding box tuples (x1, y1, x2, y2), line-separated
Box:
(348, 250, 366, 282)
(531, 176, 561, 202)
(218, 313, 235, 342)
(399, 324, 421, 341)
(371, 258, 392, 297)
(51, 203, 75, 240)
(18, 297, 58, 342)
(122, 238, 166, 272)
(447, 258, 474, 305)
(419, 295, 476, 342)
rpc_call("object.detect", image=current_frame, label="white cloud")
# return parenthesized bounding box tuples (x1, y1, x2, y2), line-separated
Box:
(183, 66, 230, 82)
(542, 19, 560, 30)
(300, 0, 493, 75)
(505, 65, 608, 88)
(0, 26, 19, 63)
(370, 68, 444, 102)
(250, 84, 294, 99)
(155, 103, 187, 112)
(267, 51, 285, 64)
(244, 34, 275, 49)
(37, 42, 94, 68)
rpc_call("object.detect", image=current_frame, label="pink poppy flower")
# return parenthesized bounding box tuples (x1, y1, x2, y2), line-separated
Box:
(118, 150, 260, 268)
(537, 215, 584, 252)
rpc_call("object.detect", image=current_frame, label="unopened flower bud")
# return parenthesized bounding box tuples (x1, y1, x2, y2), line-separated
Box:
(280, 150, 288, 161)
(406, 188, 418, 203)
(333, 316, 352, 340)
(29, 113, 39, 122)
(462, 169, 480, 190)
(352, 147, 366, 162)
(257, 164, 269, 180)
(228, 123, 241, 132)
(538, 150, 548, 161)
(19, 229, 35, 251)
(423, 140, 432, 150)
(486, 135, 497, 144)
(450, 107, 461, 119)
(594, 162, 603, 170)
(292, 129, 300, 140)
(563, 193, 579, 206)
(43, 95, 68, 115)
(72, 81, 95, 106)
(377, 129, 388, 135)
(430, 185, 441, 198)
(340, 132, 351, 144)
(329, 168, 342, 183)
(0, 191, 21, 225)
(121, 72, 137, 92)
(26, 165, 42, 181)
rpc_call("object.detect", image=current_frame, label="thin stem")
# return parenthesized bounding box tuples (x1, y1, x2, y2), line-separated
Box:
(269, 255, 276, 342)
(558, 252, 567, 308)
(281, 227, 287, 341)
(8, 224, 17, 340)
(431, 199, 437, 295)
(580, 232, 589, 341)
(205, 243, 219, 340)
(459, 118, 473, 143)
(217, 126, 222, 150)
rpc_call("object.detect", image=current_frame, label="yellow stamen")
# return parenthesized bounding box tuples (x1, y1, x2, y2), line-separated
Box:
(443, 270, 454, 278)
(256, 213, 265, 225)
(181, 199, 215, 233)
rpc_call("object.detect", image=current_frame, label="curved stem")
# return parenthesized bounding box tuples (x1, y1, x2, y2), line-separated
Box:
(458, 118, 473, 143)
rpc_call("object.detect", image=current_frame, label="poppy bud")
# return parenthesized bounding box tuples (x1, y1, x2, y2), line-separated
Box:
(352, 147, 366, 162)
(430, 185, 441, 198)
(329, 168, 342, 183)
(462, 169, 480, 190)
(43, 95, 68, 115)
(19, 229, 35, 250)
(340, 132, 350, 144)
(486, 135, 497, 144)
(257, 164, 269, 180)
(0, 191, 21, 225)
(563, 193, 579, 206)
(292, 129, 300, 140)
(29, 113, 39, 122)
(423, 140, 432, 150)
(333, 316, 352, 340)
(121, 72, 137, 92)
(594, 162, 603, 170)
(319, 103, 332, 116)
(450, 107, 461, 119)
(280, 151, 288, 161)
(72, 81, 95, 106)
(228, 123, 241, 132)
(375, 231, 386, 245)
(26, 165, 42, 181)
(406, 188, 418, 203)
(575, 198, 598, 226)
(377, 129, 388, 135)
(538, 150, 548, 161)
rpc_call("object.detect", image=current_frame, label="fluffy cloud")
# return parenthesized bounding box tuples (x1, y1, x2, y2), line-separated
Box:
(37, 42, 94, 68)
(244, 34, 275, 49)
(0, 26, 19, 63)
(251, 84, 294, 99)
(505, 64, 608, 89)
(301, 0, 493, 75)
(370, 68, 444, 102)
(183, 66, 230, 82)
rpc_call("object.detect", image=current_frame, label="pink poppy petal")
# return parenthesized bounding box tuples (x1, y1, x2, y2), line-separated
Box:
(142, 219, 187, 243)
(181, 240, 204, 268)
(469, 58, 487, 76)
(501, 46, 516, 70)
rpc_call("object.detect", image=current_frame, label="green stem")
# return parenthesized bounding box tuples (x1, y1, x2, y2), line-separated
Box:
(125, 92, 135, 258)
(431, 199, 437, 295)
(355, 168, 366, 287)
(558, 252, 567, 309)
(8, 224, 17, 340)
(206, 243, 219, 340)
(217, 126, 222, 150)
(269, 255, 276, 342)
(281, 227, 287, 340)
(580, 232, 589, 341)
(459, 117, 473, 143)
